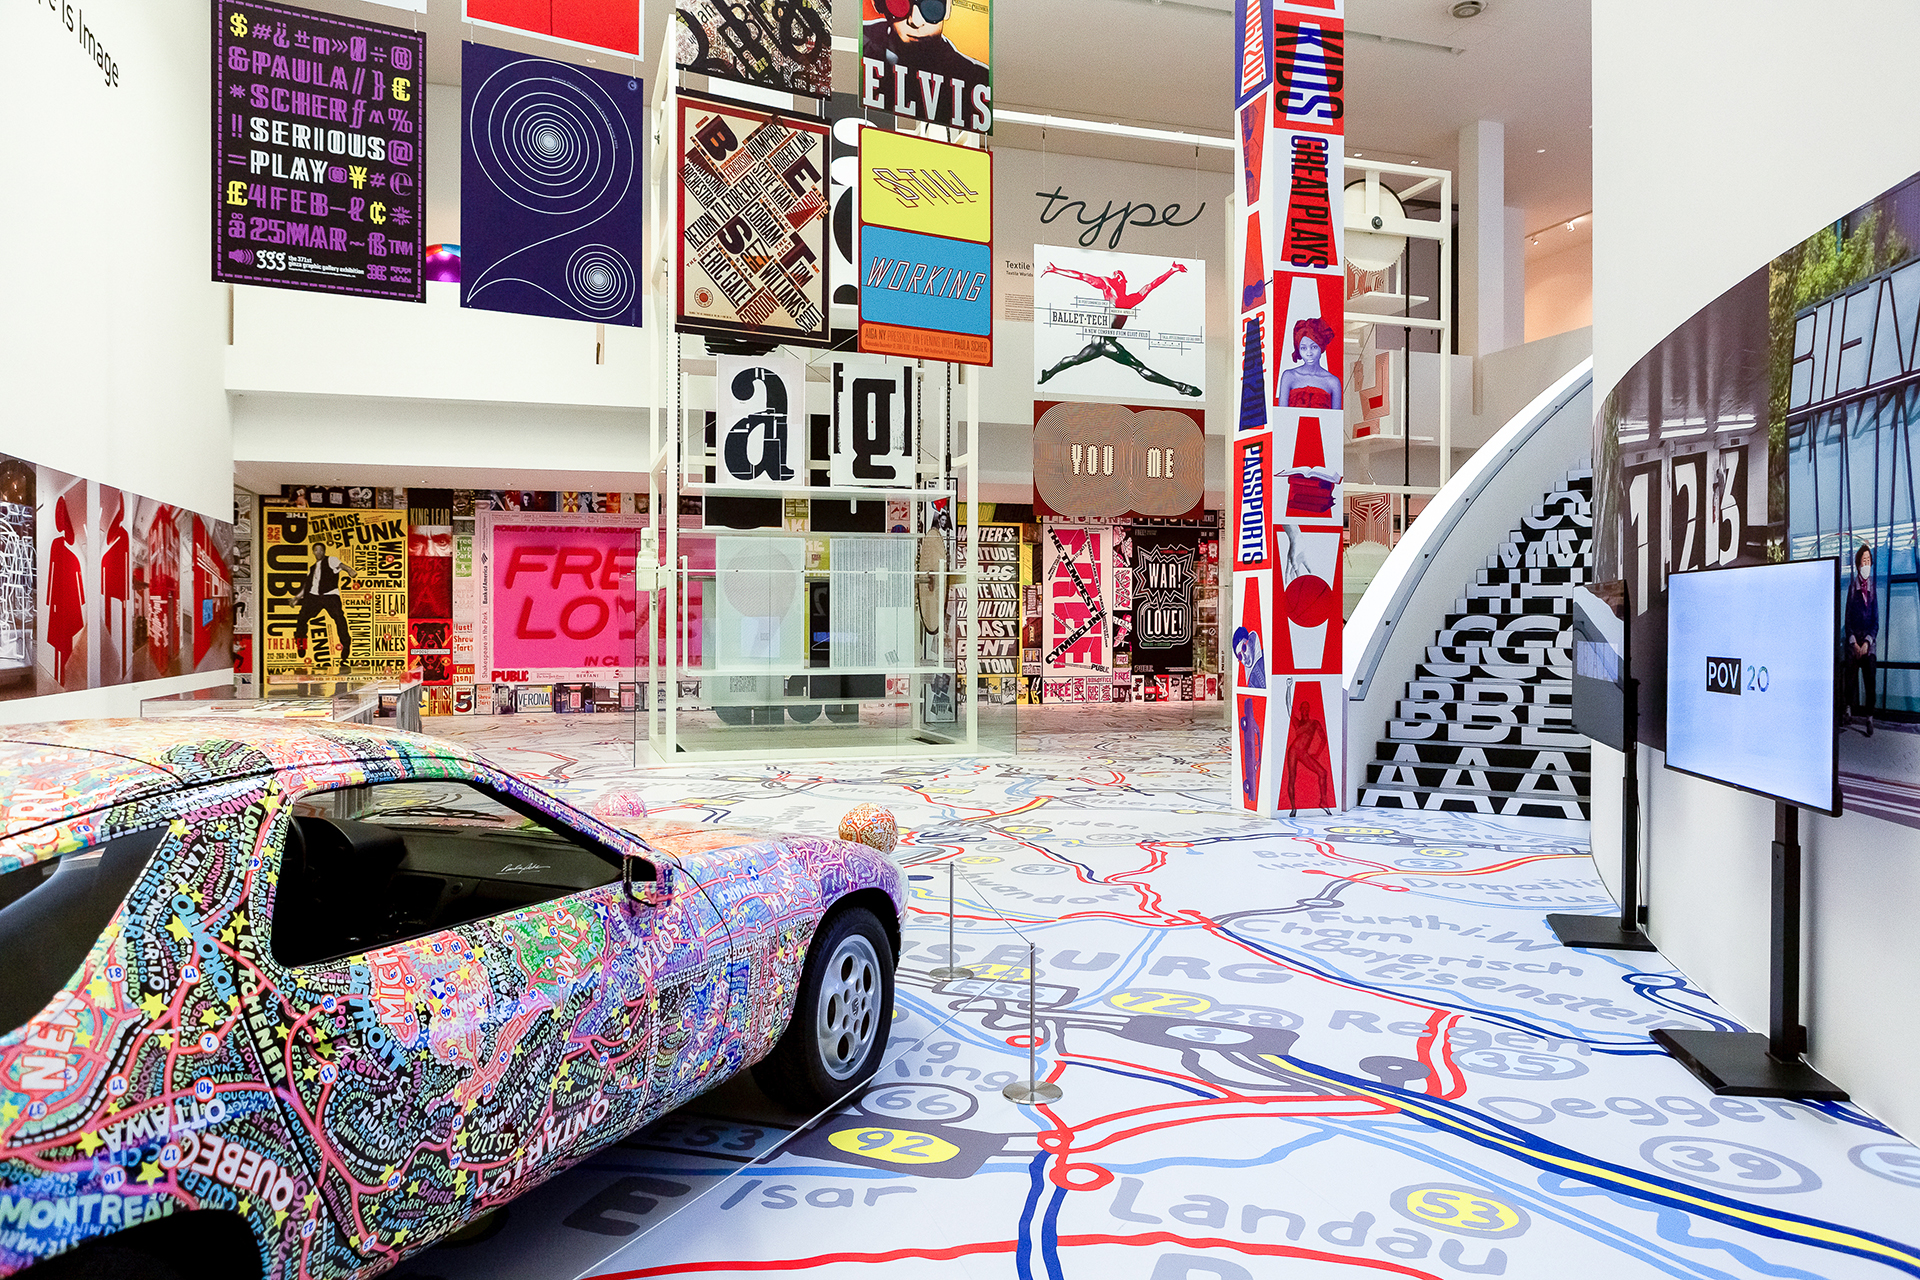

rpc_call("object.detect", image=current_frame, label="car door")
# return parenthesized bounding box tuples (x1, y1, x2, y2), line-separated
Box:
(249, 764, 729, 1273)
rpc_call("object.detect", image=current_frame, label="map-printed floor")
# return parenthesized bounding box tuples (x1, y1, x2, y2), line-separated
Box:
(392, 713, 1920, 1280)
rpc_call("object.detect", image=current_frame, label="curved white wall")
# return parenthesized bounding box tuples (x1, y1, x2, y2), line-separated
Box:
(1594, 0, 1920, 1138)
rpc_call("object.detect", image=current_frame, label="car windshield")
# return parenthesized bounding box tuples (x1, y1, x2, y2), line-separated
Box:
(293, 779, 570, 841)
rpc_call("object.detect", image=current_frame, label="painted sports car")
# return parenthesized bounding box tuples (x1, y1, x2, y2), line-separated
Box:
(0, 719, 902, 1279)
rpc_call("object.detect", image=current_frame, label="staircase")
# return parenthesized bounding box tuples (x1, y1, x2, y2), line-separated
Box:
(1358, 467, 1593, 820)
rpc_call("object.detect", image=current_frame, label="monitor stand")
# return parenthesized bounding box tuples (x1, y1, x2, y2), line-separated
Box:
(1550, 677, 1655, 951)
(1651, 802, 1846, 1100)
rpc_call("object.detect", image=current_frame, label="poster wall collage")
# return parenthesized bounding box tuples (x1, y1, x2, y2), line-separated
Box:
(6, 0, 1233, 719)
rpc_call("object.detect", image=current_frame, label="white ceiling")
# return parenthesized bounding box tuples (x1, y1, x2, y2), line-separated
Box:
(306, 0, 1592, 250)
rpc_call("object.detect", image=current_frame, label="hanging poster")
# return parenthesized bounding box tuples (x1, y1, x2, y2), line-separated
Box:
(858, 129, 993, 365)
(966, 523, 1021, 678)
(1131, 528, 1198, 679)
(1033, 244, 1205, 403)
(1041, 524, 1108, 700)
(831, 361, 916, 488)
(1032, 401, 1206, 521)
(190, 514, 236, 674)
(478, 511, 643, 684)
(408, 489, 453, 685)
(827, 97, 892, 313)
(260, 504, 408, 682)
(860, 0, 992, 130)
(676, 0, 831, 97)
(212, 1, 426, 302)
(464, 0, 642, 57)
(98, 486, 132, 687)
(716, 354, 806, 487)
(676, 90, 831, 348)
(461, 44, 646, 327)
(713, 535, 807, 673)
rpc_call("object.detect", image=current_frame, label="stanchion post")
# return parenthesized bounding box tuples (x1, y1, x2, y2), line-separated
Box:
(928, 861, 976, 981)
(1003, 944, 1063, 1104)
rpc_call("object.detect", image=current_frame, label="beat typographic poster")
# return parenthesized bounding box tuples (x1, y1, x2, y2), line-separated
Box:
(1032, 243, 1205, 403)
(460, 44, 645, 326)
(676, 90, 831, 347)
(260, 504, 407, 681)
(830, 361, 916, 488)
(676, 0, 830, 97)
(859, 0, 992, 130)
(464, 0, 642, 56)
(1041, 525, 1108, 702)
(858, 128, 993, 365)
(213, 1, 426, 301)
(1231, 0, 1344, 812)
(715, 354, 807, 486)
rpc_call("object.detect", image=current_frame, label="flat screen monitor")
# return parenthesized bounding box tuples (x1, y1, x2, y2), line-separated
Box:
(1571, 583, 1629, 752)
(1665, 559, 1839, 815)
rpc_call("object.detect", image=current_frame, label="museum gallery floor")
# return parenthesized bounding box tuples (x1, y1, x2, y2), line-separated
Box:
(389, 712, 1920, 1280)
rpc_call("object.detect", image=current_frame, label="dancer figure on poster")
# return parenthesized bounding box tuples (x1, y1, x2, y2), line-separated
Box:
(1845, 542, 1878, 736)
(1038, 261, 1202, 397)
(1279, 678, 1335, 815)
(46, 497, 84, 685)
(1276, 317, 1342, 409)
(295, 544, 355, 671)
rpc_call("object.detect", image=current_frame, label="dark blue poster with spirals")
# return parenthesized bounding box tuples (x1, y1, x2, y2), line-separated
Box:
(460, 42, 646, 327)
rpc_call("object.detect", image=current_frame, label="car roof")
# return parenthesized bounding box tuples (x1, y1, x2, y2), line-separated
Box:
(0, 718, 472, 839)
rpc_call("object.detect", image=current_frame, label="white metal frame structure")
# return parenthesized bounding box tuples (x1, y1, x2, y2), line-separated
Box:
(638, 52, 986, 764)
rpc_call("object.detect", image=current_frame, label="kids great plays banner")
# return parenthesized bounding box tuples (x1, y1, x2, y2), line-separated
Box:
(213, 1, 427, 301)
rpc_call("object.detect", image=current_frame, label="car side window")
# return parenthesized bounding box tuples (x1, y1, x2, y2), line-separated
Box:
(0, 826, 169, 1034)
(270, 779, 623, 968)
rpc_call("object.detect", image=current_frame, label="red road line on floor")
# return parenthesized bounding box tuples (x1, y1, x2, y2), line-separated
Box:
(591, 1231, 1447, 1278)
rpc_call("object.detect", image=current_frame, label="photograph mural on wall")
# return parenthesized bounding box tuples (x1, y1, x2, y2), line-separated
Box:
(675, 90, 831, 348)
(213, 1, 426, 301)
(1033, 244, 1205, 403)
(1597, 168, 1920, 827)
(464, 0, 642, 56)
(676, 0, 830, 97)
(461, 43, 646, 327)
(0, 454, 236, 701)
(859, 0, 991, 131)
(260, 503, 408, 682)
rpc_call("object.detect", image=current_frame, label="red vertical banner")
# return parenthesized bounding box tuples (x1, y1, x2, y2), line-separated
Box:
(1235, 0, 1343, 814)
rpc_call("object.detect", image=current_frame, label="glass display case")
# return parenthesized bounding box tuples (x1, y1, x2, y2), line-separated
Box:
(142, 677, 425, 732)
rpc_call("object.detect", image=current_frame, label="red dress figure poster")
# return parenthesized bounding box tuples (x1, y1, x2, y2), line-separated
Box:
(1278, 678, 1337, 814)
(100, 489, 131, 685)
(45, 496, 85, 687)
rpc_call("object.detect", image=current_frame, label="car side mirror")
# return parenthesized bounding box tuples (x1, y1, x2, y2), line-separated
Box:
(623, 854, 671, 909)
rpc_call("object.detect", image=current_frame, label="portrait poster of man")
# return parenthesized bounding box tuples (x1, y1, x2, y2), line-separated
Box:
(260, 504, 408, 682)
(860, 0, 991, 131)
(677, 0, 831, 98)
(1034, 244, 1205, 404)
(676, 90, 831, 347)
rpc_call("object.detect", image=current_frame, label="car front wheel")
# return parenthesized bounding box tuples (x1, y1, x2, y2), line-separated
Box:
(753, 906, 894, 1112)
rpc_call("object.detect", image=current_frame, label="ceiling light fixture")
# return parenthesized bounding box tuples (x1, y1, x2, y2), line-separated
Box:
(1450, 0, 1484, 17)
(1536, 148, 1545, 153)
(1567, 220, 1577, 232)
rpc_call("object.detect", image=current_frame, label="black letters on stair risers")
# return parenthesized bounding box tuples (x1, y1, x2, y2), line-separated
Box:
(1361, 468, 1594, 820)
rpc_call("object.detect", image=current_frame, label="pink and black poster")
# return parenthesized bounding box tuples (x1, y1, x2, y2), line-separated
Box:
(213, 1, 427, 301)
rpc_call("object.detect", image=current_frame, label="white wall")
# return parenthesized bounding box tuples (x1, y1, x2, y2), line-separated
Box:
(1594, 0, 1920, 1138)
(0, 0, 234, 718)
(1525, 238, 1592, 343)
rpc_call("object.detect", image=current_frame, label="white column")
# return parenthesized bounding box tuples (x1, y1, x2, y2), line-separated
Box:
(1504, 205, 1527, 346)
(1457, 120, 1509, 358)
